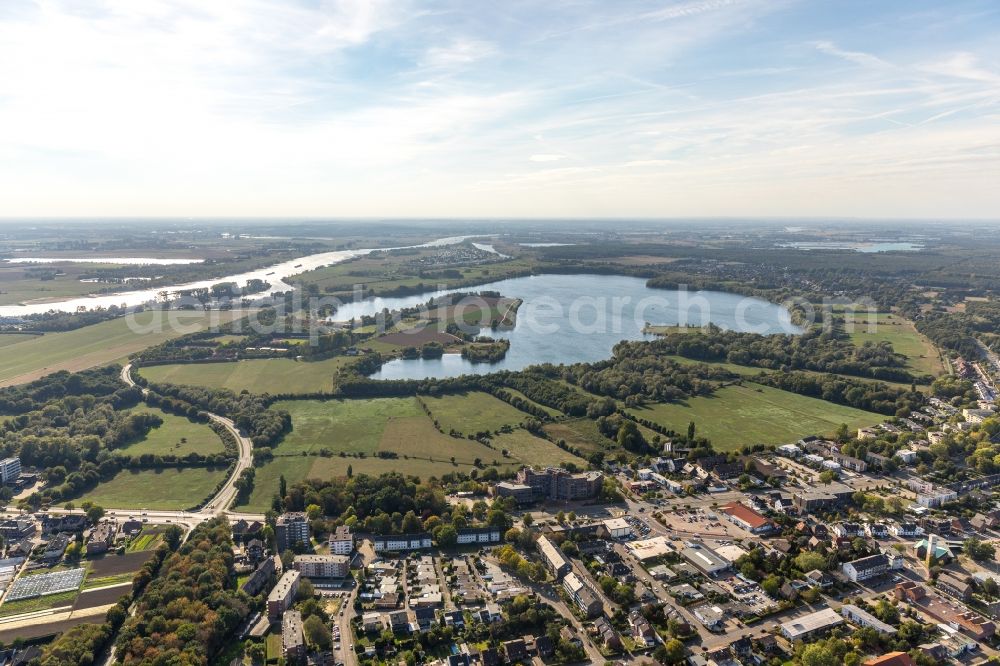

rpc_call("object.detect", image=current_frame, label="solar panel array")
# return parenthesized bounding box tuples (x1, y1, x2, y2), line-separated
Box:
(5, 567, 85, 601)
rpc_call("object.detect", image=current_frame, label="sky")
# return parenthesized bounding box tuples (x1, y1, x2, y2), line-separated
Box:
(1, 0, 999, 219)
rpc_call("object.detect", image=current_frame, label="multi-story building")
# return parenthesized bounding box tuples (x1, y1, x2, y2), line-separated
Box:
(294, 554, 350, 579)
(537, 535, 571, 579)
(372, 533, 432, 552)
(515, 467, 603, 501)
(937, 572, 973, 601)
(842, 554, 889, 582)
(275, 513, 310, 553)
(282, 610, 305, 662)
(329, 525, 353, 555)
(563, 572, 602, 617)
(456, 526, 502, 545)
(494, 481, 534, 504)
(241, 556, 276, 596)
(0, 457, 21, 485)
(267, 570, 301, 619)
(841, 604, 897, 635)
(832, 452, 867, 473)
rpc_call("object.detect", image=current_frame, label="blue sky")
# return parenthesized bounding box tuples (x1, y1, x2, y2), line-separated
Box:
(1, 0, 999, 218)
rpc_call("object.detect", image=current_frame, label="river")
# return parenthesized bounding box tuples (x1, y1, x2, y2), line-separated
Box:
(0, 235, 485, 316)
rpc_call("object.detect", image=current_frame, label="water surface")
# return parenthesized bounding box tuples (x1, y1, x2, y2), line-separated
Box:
(360, 274, 800, 380)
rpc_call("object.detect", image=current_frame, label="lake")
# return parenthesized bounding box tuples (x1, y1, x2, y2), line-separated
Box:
(358, 273, 801, 380)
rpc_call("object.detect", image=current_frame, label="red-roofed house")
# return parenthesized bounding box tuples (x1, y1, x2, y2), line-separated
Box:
(863, 652, 915, 666)
(720, 502, 775, 534)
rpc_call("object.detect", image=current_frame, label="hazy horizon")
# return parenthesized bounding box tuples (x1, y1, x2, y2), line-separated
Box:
(2, 0, 999, 219)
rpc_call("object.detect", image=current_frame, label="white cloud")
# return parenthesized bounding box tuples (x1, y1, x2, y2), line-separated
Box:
(529, 154, 566, 162)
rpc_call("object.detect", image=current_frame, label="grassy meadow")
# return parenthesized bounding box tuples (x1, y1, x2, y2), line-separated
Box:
(843, 312, 945, 376)
(419, 391, 529, 435)
(117, 405, 225, 457)
(627, 382, 882, 450)
(0, 310, 248, 388)
(81, 467, 228, 510)
(139, 356, 355, 393)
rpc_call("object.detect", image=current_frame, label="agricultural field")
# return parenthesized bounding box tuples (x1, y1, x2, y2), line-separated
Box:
(0, 261, 116, 307)
(237, 394, 562, 511)
(490, 430, 588, 468)
(843, 312, 945, 377)
(272, 397, 424, 455)
(0, 333, 36, 348)
(81, 551, 153, 590)
(376, 414, 506, 465)
(419, 392, 529, 435)
(289, 249, 534, 299)
(0, 590, 79, 618)
(117, 405, 225, 457)
(125, 528, 166, 552)
(0, 309, 248, 388)
(627, 382, 882, 450)
(81, 467, 228, 510)
(139, 355, 354, 393)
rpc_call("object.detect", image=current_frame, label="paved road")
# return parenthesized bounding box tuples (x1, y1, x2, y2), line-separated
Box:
(1, 366, 266, 530)
(121, 363, 255, 517)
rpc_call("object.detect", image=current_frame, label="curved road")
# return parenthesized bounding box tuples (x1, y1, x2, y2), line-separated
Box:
(120, 362, 255, 517)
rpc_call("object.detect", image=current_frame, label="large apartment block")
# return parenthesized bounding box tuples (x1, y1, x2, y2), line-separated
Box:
(275, 513, 310, 553)
(267, 570, 301, 620)
(329, 525, 354, 555)
(516, 467, 603, 501)
(0, 457, 21, 485)
(293, 554, 350, 579)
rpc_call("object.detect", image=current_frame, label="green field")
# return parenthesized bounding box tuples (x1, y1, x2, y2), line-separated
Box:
(491, 430, 588, 468)
(126, 528, 164, 552)
(118, 405, 225, 457)
(0, 310, 248, 388)
(627, 382, 882, 450)
(844, 312, 944, 376)
(0, 334, 37, 348)
(273, 397, 423, 454)
(0, 590, 79, 617)
(419, 392, 529, 434)
(237, 394, 571, 512)
(81, 467, 228, 510)
(139, 356, 354, 393)
(542, 417, 657, 457)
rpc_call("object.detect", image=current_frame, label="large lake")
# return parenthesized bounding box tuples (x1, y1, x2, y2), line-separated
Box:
(354, 274, 801, 380)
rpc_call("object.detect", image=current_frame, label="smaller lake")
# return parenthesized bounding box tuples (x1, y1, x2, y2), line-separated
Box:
(776, 241, 923, 253)
(3, 257, 204, 265)
(360, 274, 801, 380)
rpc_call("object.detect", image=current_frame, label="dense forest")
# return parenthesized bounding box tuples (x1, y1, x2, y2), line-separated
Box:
(114, 518, 248, 666)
